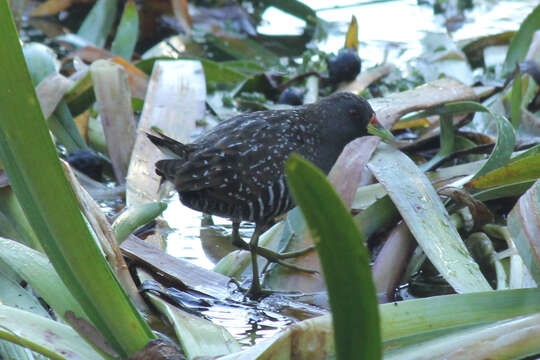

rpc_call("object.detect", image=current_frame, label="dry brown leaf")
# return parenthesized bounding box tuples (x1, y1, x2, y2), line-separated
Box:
(31, 0, 73, 17)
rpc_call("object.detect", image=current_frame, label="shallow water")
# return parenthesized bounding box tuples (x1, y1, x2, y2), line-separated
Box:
(164, 0, 537, 268)
(97, 0, 537, 349)
(157, 0, 538, 343)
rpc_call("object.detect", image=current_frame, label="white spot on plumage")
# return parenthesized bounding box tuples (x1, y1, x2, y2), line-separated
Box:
(268, 185, 274, 207)
(247, 201, 255, 221)
(257, 197, 264, 218)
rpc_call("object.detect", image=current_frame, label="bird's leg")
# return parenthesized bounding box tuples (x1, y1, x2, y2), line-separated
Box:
(231, 219, 249, 250)
(246, 225, 264, 298)
(245, 225, 318, 299)
(229, 221, 316, 278)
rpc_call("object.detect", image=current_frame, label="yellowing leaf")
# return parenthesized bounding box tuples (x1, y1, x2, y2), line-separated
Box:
(345, 15, 358, 51)
(392, 117, 431, 130)
(465, 154, 540, 189)
(31, 0, 73, 17)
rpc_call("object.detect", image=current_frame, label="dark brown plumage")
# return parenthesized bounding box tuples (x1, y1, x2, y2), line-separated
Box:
(148, 92, 376, 297)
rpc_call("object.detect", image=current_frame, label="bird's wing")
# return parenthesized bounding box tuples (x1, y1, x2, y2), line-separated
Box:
(173, 118, 277, 193)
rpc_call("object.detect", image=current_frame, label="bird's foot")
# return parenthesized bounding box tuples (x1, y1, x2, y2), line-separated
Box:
(254, 246, 318, 275)
(262, 245, 316, 259)
(231, 231, 317, 274)
(230, 279, 303, 300)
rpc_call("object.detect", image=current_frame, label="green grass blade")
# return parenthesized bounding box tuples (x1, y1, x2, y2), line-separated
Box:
(466, 154, 540, 189)
(473, 181, 535, 202)
(0, 5, 154, 357)
(419, 114, 454, 171)
(400, 101, 515, 179)
(110, 0, 139, 60)
(507, 179, 540, 284)
(368, 143, 491, 293)
(354, 195, 400, 239)
(77, 0, 118, 48)
(136, 57, 248, 84)
(380, 288, 540, 341)
(64, 72, 95, 117)
(0, 187, 41, 250)
(511, 69, 522, 128)
(384, 313, 540, 359)
(23, 43, 86, 151)
(503, 4, 540, 75)
(286, 154, 381, 360)
(510, 143, 540, 162)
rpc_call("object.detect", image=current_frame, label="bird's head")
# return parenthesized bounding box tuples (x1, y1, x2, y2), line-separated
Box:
(313, 92, 377, 139)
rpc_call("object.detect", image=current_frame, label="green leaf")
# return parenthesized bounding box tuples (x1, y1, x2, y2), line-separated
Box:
(401, 101, 515, 179)
(220, 60, 265, 74)
(23, 43, 87, 151)
(0, 5, 154, 357)
(419, 114, 454, 171)
(77, 0, 118, 48)
(147, 293, 241, 359)
(64, 71, 95, 117)
(0, 304, 106, 360)
(220, 287, 540, 359)
(511, 143, 540, 162)
(511, 68, 522, 128)
(368, 143, 492, 293)
(0, 260, 50, 319)
(354, 195, 400, 239)
(136, 57, 248, 84)
(473, 181, 535, 202)
(0, 187, 41, 250)
(503, 4, 540, 74)
(110, 0, 139, 60)
(0, 261, 51, 360)
(112, 202, 167, 243)
(380, 287, 540, 341)
(466, 154, 540, 189)
(286, 154, 381, 360)
(367, 123, 395, 142)
(205, 34, 280, 67)
(385, 313, 540, 359)
(0, 237, 90, 324)
(507, 179, 540, 284)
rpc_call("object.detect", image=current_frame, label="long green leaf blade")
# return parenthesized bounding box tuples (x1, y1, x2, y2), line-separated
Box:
(503, 4, 540, 74)
(77, 0, 118, 48)
(0, 237, 90, 323)
(400, 101, 515, 179)
(0, 4, 154, 357)
(286, 154, 381, 360)
(368, 143, 491, 293)
(110, 0, 139, 59)
(0, 304, 105, 360)
(147, 293, 241, 359)
(466, 154, 540, 189)
(507, 179, 540, 284)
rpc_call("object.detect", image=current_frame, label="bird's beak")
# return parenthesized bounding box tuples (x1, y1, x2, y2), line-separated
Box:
(367, 113, 395, 141)
(369, 113, 382, 128)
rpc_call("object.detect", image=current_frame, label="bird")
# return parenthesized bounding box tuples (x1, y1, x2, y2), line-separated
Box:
(148, 92, 377, 298)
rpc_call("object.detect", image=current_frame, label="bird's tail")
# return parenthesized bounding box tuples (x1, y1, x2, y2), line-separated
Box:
(147, 131, 190, 159)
